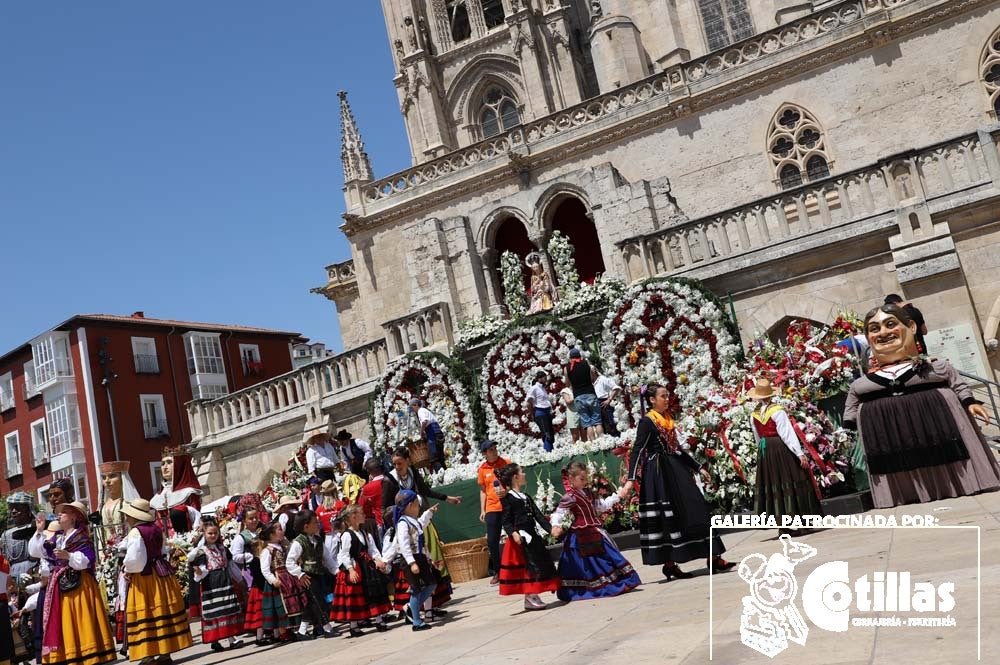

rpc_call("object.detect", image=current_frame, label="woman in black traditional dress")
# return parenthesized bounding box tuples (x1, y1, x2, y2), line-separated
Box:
(843, 304, 1000, 508)
(621, 383, 735, 579)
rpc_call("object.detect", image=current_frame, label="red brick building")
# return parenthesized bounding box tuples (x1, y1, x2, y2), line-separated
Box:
(0, 313, 300, 507)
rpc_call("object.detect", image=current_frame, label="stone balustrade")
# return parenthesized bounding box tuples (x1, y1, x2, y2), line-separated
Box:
(617, 132, 998, 281)
(325, 259, 356, 285)
(188, 338, 388, 442)
(381, 302, 454, 357)
(356, 0, 916, 210)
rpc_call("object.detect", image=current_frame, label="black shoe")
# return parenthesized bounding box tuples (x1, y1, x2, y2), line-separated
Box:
(375, 623, 388, 632)
(709, 557, 737, 574)
(396, 610, 406, 622)
(295, 632, 316, 641)
(427, 608, 447, 618)
(662, 563, 694, 581)
(348, 628, 364, 639)
(403, 607, 413, 624)
(210, 643, 225, 653)
(411, 624, 432, 632)
(229, 640, 244, 650)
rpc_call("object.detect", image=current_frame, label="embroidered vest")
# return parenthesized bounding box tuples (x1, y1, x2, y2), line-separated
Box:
(294, 533, 325, 576)
(137, 522, 165, 576)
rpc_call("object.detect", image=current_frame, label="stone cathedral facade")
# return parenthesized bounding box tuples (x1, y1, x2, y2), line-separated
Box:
(189, 0, 1000, 497)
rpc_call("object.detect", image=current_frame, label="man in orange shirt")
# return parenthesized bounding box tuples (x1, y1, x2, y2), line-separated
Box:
(477, 440, 509, 586)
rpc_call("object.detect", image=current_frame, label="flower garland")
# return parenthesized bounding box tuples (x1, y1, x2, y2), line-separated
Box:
(601, 278, 742, 426)
(547, 231, 579, 300)
(371, 352, 477, 466)
(481, 323, 579, 454)
(500, 250, 528, 318)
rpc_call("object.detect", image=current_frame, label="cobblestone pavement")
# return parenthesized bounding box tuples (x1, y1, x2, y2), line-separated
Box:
(170, 491, 999, 665)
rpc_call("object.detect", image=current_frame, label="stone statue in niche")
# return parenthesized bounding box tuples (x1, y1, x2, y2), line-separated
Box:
(394, 39, 405, 61)
(418, 16, 434, 55)
(526, 252, 558, 314)
(590, 0, 604, 19)
(404, 16, 418, 51)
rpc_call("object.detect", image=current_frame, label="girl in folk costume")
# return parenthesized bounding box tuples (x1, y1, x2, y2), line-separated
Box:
(40, 502, 116, 665)
(188, 521, 245, 652)
(495, 464, 559, 610)
(380, 447, 460, 613)
(331, 506, 391, 637)
(844, 304, 1000, 508)
(285, 510, 337, 638)
(550, 462, 641, 602)
(392, 492, 439, 632)
(230, 508, 269, 645)
(621, 384, 735, 580)
(747, 378, 823, 524)
(121, 499, 193, 665)
(258, 522, 307, 643)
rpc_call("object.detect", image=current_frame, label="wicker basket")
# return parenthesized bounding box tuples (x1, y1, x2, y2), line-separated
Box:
(407, 439, 432, 469)
(441, 536, 490, 583)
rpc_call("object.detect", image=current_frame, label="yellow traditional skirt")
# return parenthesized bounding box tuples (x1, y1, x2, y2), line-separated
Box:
(125, 573, 193, 662)
(41, 574, 116, 665)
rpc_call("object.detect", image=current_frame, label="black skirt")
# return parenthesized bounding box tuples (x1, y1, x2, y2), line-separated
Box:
(753, 437, 822, 520)
(637, 453, 725, 565)
(860, 389, 969, 474)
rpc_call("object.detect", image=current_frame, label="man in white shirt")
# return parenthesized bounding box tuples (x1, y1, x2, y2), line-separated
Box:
(526, 371, 555, 452)
(409, 398, 445, 471)
(334, 429, 374, 478)
(591, 366, 621, 437)
(305, 432, 341, 483)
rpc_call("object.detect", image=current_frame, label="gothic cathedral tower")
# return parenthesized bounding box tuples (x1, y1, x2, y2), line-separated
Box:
(378, 0, 599, 165)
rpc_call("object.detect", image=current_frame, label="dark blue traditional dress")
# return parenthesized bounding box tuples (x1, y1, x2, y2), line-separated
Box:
(550, 488, 640, 601)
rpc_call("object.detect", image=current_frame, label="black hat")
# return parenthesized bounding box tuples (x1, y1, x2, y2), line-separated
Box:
(479, 439, 498, 453)
(883, 294, 903, 305)
(335, 429, 352, 441)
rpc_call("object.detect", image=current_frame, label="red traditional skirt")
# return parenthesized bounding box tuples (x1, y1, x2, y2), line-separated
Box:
(274, 570, 308, 618)
(202, 614, 243, 643)
(499, 539, 560, 596)
(331, 560, 391, 622)
(114, 610, 124, 643)
(242, 587, 264, 632)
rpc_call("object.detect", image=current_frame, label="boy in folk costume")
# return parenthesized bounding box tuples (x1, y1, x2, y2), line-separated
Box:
(285, 510, 337, 638)
(748, 378, 823, 526)
(392, 492, 439, 632)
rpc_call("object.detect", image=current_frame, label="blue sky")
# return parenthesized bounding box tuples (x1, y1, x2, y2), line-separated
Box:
(1, 1, 412, 353)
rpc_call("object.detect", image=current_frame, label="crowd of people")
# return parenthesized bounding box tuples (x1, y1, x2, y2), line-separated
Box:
(0, 295, 997, 664)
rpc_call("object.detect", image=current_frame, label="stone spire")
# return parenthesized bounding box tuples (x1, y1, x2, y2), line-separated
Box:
(338, 90, 374, 184)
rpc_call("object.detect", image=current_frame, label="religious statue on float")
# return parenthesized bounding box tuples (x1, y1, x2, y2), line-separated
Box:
(149, 445, 204, 537)
(98, 460, 141, 545)
(526, 251, 558, 314)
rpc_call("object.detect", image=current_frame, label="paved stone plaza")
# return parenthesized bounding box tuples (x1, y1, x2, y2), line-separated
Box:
(172, 492, 998, 665)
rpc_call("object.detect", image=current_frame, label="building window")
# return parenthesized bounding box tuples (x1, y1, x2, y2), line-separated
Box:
(32, 333, 73, 388)
(30, 418, 48, 466)
(767, 104, 833, 190)
(0, 373, 13, 412)
(23, 361, 39, 399)
(185, 333, 226, 375)
(140, 394, 169, 439)
(447, 0, 472, 43)
(982, 26, 1000, 119)
(195, 384, 229, 400)
(45, 395, 82, 456)
(131, 337, 160, 374)
(4, 431, 22, 477)
(697, 0, 755, 52)
(483, 0, 505, 29)
(150, 461, 164, 494)
(479, 85, 520, 139)
(239, 344, 263, 376)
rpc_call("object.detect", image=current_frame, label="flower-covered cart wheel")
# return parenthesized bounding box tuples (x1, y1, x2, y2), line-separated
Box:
(601, 278, 742, 426)
(481, 323, 581, 455)
(372, 352, 478, 466)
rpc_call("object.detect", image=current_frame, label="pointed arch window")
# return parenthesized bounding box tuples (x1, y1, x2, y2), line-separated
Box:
(447, 0, 472, 43)
(981, 26, 1000, 119)
(767, 104, 832, 190)
(479, 85, 520, 138)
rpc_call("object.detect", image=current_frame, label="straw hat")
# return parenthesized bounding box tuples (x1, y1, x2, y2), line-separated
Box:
(45, 520, 60, 534)
(305, 431, 329, 446)
(275, 496, 300, 511)
(747, 378, 777, 400)
(319, 480, 338, 495)
(121, 498, 156, 523)
(55, 501, 89, 521)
